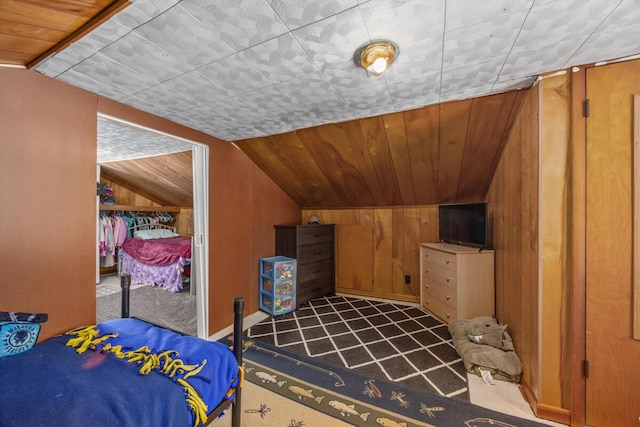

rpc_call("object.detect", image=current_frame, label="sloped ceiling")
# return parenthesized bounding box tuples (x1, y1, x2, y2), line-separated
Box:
(4, 0, 638, 208)
(97, 116, 193, 207)
(100, 151, 193, 207)
(236, 89, 527, 208)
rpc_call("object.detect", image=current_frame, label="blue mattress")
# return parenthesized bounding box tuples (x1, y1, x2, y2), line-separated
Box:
(0, 318, 239, 427)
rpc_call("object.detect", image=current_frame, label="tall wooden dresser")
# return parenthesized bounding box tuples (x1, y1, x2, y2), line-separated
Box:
(274, 224, 335, 306)
(420, 242, 495, 323)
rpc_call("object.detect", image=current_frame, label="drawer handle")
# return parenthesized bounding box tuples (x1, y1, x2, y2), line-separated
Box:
(425, 269, 430, 273)
(446, 295, 451, 300)
(446, 277, 451, 282)
(446, 259, 450, 264)
(446, 313, 451, 318)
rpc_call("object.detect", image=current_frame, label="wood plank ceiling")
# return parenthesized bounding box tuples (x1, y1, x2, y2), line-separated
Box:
(0, 0, 128, 68)
(100, 151, 193, 208)
(2, 0, 528, 210)
(235, 89, 528, 208)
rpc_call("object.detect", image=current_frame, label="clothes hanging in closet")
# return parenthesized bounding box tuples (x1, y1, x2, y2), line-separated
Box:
(98, 211, 175, 268)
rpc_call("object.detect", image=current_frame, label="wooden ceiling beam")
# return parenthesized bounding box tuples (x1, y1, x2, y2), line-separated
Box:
(27, 0, 130, 70)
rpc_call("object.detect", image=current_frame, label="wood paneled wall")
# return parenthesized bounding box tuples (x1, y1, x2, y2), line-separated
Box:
(486, 72, 573, 425)
(100, 178, 193, 235)
(303, 206, 438, 302)
(538, 72, 572, 413)
(486, 84, 541, 407)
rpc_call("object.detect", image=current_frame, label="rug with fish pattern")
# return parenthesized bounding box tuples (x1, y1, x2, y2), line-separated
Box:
(240, 339, 549, 427)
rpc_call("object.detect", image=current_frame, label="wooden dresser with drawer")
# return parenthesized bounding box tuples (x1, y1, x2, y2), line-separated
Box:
(419, 242, 495, 323)
(274, 224, 335, 306)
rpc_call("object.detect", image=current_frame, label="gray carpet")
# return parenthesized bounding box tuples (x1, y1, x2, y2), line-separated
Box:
(97, 284, 197, 336)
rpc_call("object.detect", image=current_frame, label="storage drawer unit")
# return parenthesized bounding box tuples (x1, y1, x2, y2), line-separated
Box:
(259, 256, 297, 315)
(274, 224, 335, 306)
(420, 242, 494, 323)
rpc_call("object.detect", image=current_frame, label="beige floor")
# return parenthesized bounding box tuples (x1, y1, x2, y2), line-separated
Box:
(212, 371, 565, 427)
(215, 381, 353, 427)
(468, 374, 565, 426)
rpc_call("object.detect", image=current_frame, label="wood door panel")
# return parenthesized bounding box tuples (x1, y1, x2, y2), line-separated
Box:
(586, 60, 640, 427)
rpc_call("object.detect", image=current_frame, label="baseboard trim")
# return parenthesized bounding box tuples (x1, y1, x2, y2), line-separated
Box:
(520, 380, 571, 425)
(208, 310, 269, 342)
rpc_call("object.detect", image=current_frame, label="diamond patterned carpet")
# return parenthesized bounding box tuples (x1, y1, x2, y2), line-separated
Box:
(247, 295, 468, 400)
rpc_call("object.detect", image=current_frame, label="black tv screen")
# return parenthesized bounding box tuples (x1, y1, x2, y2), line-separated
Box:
(438, 203, 488, 248)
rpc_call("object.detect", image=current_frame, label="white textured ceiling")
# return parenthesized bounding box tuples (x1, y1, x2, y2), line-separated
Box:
(97, 116, 191, 163)
(36, 0, 640, 143)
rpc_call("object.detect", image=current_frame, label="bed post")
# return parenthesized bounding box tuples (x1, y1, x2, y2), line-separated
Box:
(232, 297, 244, 427)
(120, 274, 131, 318)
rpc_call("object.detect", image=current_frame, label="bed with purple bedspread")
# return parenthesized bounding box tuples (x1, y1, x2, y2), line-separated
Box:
(119, 236, 192, 292)
(0, 317, 241, 427)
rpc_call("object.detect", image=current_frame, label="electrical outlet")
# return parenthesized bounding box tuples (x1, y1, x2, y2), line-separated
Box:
(404, 275, 411, 285)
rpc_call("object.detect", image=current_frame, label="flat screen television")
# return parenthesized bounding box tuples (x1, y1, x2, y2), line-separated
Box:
(438, 202, 489, 248)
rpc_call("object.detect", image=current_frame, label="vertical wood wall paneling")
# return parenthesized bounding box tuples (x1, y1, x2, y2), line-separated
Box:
(402, 208, 421, 297)
(102, 179, 159, 206)
(528, 85, 541, 408)
(486, 86, 543, 416)
(100, 179, 193, 235)
(336, 226, 374, 292)
(374, 209, 394, 295)
(539, 72, 572, 413)
(304, 207, 439, 302)
(585, 60, 640, 427)
(391, 208, 406, 296)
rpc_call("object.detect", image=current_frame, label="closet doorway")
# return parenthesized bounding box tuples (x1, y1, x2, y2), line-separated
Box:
(96, 114, 209, 338)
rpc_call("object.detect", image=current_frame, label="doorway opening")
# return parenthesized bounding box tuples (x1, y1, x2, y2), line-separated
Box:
(96, 114, 209, 338)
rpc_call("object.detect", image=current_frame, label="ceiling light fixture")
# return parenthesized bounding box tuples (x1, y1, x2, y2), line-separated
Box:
(357, 40, 398, 76)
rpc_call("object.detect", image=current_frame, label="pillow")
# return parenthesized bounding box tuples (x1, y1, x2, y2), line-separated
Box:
(0, 322, 41, 358)
(134, 229, 179, 239)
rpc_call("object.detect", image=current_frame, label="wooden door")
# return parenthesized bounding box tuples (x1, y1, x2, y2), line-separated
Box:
(585, 60, 640, 426)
